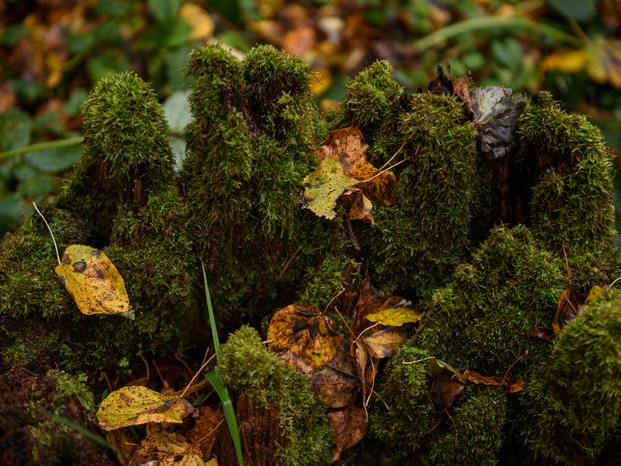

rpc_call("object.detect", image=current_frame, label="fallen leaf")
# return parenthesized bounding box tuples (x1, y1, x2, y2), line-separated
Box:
(267, 304, 359, 408)
(553, 288, 582, 334)
(350, 278, 411, 335)
(310, 66, 332, 96)
(186, 406, 224, 459)
(96, 386, 197, 431)
(529, 327, 554, 343)
(431, 369, 464, 410)
(584, 285, 603, 306)
(327, 406, 367, 462)
(462, 369, 525, 393)
(471, 86, 527, 160)
(55, 245, 131, 317)
(364, 307, 422, 327)
(361, 328, 408, 358)
(302, 127, 397, 221)
(540, 50, 587, 73)
(301, 155, 359, 220)
(180, 3, 215, 41)
(131, 430, 206, 466)
(267, 304, 341, 368)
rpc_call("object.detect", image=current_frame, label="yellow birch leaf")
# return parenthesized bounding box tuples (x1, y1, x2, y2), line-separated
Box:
(96, 386, 197, 431)
(364, 307, 422, 327)
(55, 245, 131, 317)
(584, 285, 603, 306)
(180, 3, 214, 41)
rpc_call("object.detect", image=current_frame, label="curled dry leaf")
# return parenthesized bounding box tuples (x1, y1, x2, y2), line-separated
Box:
(431, 369, 465, 410)
(96, 386, 197, 431)
(131, 430, 207, 466)
(327, 406, 367, 462)
(55, 245, 131, 317)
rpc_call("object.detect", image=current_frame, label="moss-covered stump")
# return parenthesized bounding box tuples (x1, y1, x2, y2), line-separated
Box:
(1, 43, 621, 465)
(217, 327, 332, 465)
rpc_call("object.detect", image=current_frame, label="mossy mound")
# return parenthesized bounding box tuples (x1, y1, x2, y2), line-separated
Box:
(219, 326, 333, 465)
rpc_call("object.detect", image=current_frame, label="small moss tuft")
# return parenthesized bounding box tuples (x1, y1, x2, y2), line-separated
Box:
(219, 326, 332, 465)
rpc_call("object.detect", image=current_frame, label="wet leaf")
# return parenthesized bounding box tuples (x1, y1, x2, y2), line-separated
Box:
(55, 245, 131, 317)
(302, 127, 397, 221)
(584, 285, 604, 306)
(301, 155, 359, 220)
(364, 307, 422, 327)
(131, 430, 206, 466)
(267, 304, 340, 368)
(267, 304, 359, 408)
(96, 386, 197, 431)
(327, 406, 367, 462)
(361, 328, 408, 358)
(431, 369, 464, 410)
(471, 86, 526, 160)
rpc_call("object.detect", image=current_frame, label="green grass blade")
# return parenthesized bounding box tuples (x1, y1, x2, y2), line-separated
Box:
(201, 258, 221, 363)
(206, 369, 244, 466)
(48, 412, 128, 458)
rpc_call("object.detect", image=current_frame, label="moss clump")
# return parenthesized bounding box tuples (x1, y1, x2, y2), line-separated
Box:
(361, 92, 492, 296)
(371, 346, 506, 465)
(521, 289, 621, 465)
(370, 346, 437, 457)
(219, 326, 332, 465)
(182, 44, 336, 327)
(338, 60, 405, 153)
(416, 225, 564, 377)
(60, 71, 175, 242)
(517, 92, 621, 291)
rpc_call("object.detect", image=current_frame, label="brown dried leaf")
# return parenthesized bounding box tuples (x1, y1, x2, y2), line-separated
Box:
(350, 279, 411, 335)
(361, 328, 408, 359)
(186, 406, 224, 459)
(327, 406, 367, 462)
(131, 430, 205, 466)
(431, 369, 464, 410)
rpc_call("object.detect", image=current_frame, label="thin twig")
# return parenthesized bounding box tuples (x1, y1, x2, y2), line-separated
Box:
(32, 202, 61, 265)
(179, 353, 216, 399)
(361, 157, 411, 184)
(378, 142, 407, 171)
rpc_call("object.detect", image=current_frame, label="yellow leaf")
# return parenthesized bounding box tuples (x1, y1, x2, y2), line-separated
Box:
(132, 430, 206, 465)
(584, 285, 603, 306)
(301, 156, 359, 219)
(362, 328, 408, 358)
(96, 386, 197, 431)
(364, 307, 422, 327)
(55, 245, 131, 317)
(540, 50, 587, 73)
(180, 3, 214, 41)
(310, 66, 332, 96)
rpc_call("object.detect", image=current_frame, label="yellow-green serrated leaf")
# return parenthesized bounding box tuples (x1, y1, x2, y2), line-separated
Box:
(301, 156, 359, 219)
(364, 308, 422, 327)
(55, 244, 131, 317)
(96, 386, 197, 431)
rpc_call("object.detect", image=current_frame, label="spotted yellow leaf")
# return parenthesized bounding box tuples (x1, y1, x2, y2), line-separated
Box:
(55, 245, 131, 317)
(132, 430, 208, 466)
(96, 386, 197, 431)
(364, 307, 422, 327)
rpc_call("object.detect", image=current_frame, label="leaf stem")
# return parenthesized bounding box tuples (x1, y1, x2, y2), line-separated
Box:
(32, 202, 61, 266)
(0, 136, 83, 161)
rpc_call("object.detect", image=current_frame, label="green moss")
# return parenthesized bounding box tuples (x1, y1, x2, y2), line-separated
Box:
(219, 326, 332, 465)
(361, 92, 492, 296)
(424, 386, 506, 466)
(521, 289, 621, 465)
(47, 370, 94, 412)
(182, 44, 336, 327)
(60, 71, 175, 241)
(339, 60, 404, 151)
(370, 346, 438, 458)
(416, 225, 564, 377)
(518, 91, 621, 291)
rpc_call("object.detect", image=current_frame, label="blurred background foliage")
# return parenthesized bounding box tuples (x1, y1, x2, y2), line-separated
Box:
(2, 0, 621, 244)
